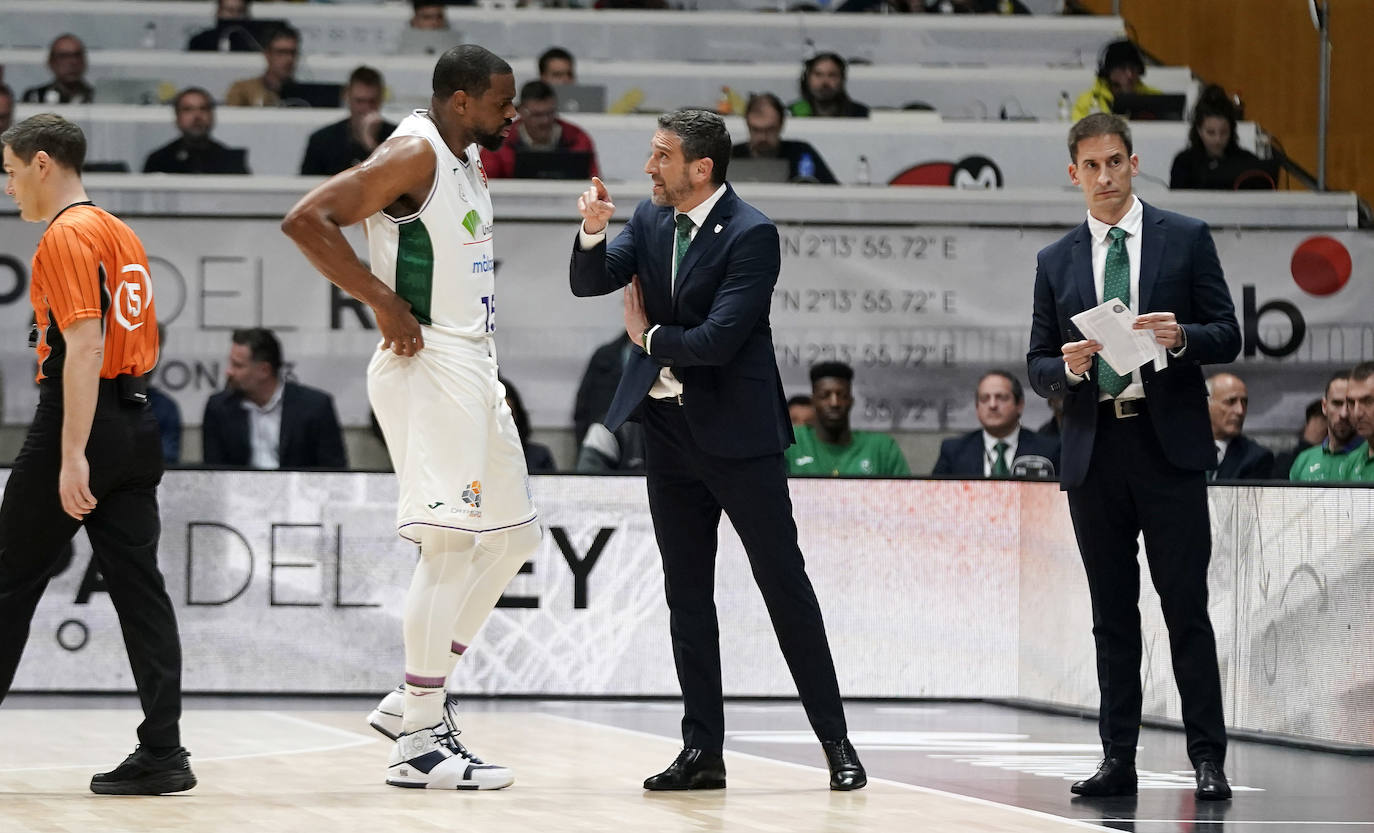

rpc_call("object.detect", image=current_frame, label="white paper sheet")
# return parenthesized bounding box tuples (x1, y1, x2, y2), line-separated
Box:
(1071, 299, 1167, 376)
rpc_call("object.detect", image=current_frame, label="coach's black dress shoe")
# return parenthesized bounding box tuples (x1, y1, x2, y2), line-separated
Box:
(821, 738, 867, 791)
(643, 748, 726, 790)
(1070, 756, 1137, 797)
(1194, 761, 1232, 801)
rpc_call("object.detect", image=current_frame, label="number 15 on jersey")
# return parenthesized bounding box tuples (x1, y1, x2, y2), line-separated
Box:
(481, 294, 496, 333)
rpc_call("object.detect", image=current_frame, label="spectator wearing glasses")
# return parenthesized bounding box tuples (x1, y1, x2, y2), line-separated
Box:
(22, 34, 94, 105)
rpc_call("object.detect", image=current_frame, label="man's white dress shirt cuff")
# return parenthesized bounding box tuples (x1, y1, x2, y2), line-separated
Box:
(578, 221, 607, 250)
(644, 324, 660, 354)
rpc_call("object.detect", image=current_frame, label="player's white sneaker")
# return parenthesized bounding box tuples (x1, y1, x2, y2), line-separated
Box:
(366, 685, 406, 740)
(386, 723, 514, 790)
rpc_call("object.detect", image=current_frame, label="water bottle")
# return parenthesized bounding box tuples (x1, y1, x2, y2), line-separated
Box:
(797, 152, 816, 181)
(141, 21, 158, 49)
(855, 155, 871, 186)
(1057, 91, 1071, 121)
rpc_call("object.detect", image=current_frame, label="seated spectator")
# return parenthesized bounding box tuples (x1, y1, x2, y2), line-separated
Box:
(22, 34, 94, 105)
(225, 25, 300, 108)
(785, 362, 909, 476)
(1271, 398, 1326, 478)
(1170, 85, 1271, 190)
(144, 88, 251, 174)
(410, 0, 450, 30)
(0, 84, 13, 134)
(572, 333, 631, 448)
(923, 0, 1029, 12)
(501, 378, 556, 473)
(1288, 374, 1361, 480)
(1071, 39, 1160, 121)
(933, 370, 1059, 477)
(1338, 362, 1374, 482)
(539, 47, 577, 86)
(577, 422, 645, 473)
(836, 0, 926, 11)
(1207, 372, 1274, 480)
(787, 394, 815, 427)
(732, 93, 838, 184)
(790, 53, 870, 119)
(202, 328, 347, 469)
(300, 67, 396, 176)
(480, 80, 600, 179)
(1037, 393, 1064, 438)
(147, 327, 182, 464)
(187, 0, 260, 53)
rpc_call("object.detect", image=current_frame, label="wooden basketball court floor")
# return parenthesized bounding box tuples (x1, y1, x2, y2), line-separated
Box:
(2, 695, 1371, 833)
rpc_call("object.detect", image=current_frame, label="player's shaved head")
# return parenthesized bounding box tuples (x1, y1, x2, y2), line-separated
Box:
(432, 45, 512, 102)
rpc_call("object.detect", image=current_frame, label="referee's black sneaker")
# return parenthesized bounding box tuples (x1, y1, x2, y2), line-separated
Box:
(90, 745, 197, 795)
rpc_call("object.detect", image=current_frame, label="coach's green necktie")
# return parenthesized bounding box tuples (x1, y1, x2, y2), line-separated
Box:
(1096, 226, 1131, 398)
(673, 214, 694, 276)
(991, 441, 1010, 478)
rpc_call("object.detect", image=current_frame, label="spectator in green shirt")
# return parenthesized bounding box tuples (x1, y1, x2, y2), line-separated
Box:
(785, 362, 909, 477)
(1289, 371, 1361, 481)
(1338, 361, 1374, 482)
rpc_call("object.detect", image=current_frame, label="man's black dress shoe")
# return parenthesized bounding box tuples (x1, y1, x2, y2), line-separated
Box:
(643, 748, 726, 791)
(1070, 757, 1137, 797)
(821, 738, 867, 791)
(1194, 760, 1232, 801)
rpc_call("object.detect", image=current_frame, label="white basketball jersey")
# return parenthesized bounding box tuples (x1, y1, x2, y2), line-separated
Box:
(366, 111, 496, 339)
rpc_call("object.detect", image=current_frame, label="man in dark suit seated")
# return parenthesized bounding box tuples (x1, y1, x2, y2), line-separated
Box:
(299, 67, 397, 176)
(569, 109, 865, 792)
(144, 88, 250, 175)
(731, 93, 837, 184)
(202, 328, 347, 468)
(932, 370, 1060, 477)
(186, 0, 260, 52)
(1207, 371, 1274, 480)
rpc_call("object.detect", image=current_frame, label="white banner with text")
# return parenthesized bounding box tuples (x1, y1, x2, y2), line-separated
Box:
(9, 471, 1373, 748)
(0, 219, 1368, 434)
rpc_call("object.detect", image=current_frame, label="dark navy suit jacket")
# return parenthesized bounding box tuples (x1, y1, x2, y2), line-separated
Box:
(202, 381, 347, 468)
(931, 426, 1061, 477)
(1026, 201, 1241, 490)
(569, 184, 793, 459)
(1215, 434, 1275, 480)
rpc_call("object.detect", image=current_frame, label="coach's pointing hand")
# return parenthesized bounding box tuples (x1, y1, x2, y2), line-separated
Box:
(578, 176, 615, 235)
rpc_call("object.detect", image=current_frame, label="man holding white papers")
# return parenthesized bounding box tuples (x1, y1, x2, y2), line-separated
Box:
(1026, 113, 1241, 802)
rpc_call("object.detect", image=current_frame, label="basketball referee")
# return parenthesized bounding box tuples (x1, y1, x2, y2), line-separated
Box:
(0, 114, 195, 795)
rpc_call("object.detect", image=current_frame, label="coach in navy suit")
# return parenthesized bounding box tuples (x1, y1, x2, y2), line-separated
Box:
(932, 370, 1061, 477)
(569, 109, 863, 792)
(1026, 114, 1239, 801)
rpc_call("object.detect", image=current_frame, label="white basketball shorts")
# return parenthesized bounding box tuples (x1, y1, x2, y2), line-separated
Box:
(367, 329, 537, 542)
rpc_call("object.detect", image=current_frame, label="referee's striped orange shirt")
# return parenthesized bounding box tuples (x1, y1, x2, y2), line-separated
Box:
(30, 204, 159, 382)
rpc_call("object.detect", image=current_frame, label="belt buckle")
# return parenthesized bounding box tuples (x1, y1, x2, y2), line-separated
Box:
(1113, 399, 1139, 418)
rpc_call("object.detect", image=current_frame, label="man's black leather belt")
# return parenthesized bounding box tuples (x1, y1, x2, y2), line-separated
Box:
(1101, 398, 1145, 418)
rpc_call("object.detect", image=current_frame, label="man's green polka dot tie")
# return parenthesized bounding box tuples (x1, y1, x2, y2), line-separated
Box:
(1096, 226, 1131, 398)
(674, 214, 694, 276)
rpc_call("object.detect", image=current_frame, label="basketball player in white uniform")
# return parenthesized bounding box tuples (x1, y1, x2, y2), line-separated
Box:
(283, 45, 538, 790)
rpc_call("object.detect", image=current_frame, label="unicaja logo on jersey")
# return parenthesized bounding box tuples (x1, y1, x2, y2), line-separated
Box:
(462, 210, 481, 237)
